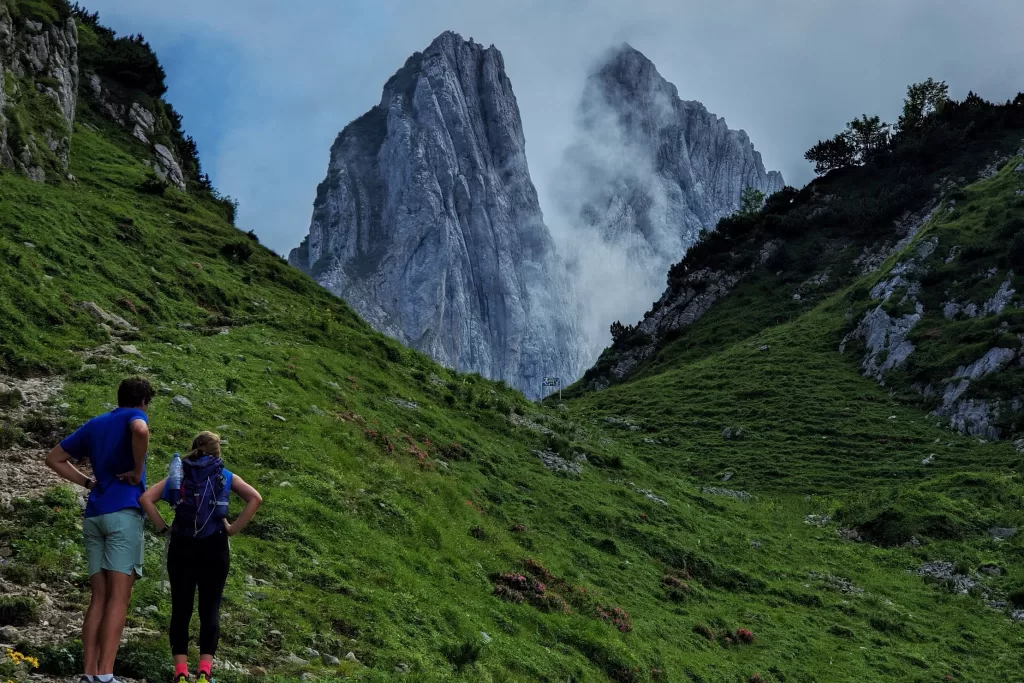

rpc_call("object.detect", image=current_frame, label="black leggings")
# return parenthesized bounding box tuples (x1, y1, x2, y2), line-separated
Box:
(167, 531, 230, 656)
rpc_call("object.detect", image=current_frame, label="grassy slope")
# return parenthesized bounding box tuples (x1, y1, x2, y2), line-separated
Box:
(1, 82, 1023, 683)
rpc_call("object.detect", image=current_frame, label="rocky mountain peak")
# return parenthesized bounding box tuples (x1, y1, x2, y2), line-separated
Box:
(290, 31, 587, 399)
(553, 43, 784, 348)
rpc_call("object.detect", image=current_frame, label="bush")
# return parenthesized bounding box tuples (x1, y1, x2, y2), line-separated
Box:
(0, 595, 40, 626)
(439, 442, 470, 461)
(138, 175, 168, 196)
(114, 637, 173, 681)
(442, 639, 482, 672)
(1, 562, 36, 584)
(219, 240, 253, 264)
(835, 487, 977, 545)
(95, 35, 167, 97)
(0, 386, 22, 409)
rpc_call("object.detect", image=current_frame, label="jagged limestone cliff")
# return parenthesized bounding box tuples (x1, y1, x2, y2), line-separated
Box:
(559, 44, 783, 262)
(555, 44, 783, 346)
(0, 1, 79, 180)
(290, 32, 587, 398)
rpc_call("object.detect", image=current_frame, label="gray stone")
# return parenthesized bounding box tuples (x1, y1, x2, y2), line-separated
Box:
(984, 276, 1016, 315)
(388, 398, 419, 411)
(119, 344, 141, 356)
(323, 654, 340, 666)
(931, 348, 1016, 437)
(635, 489, 668, 506)
(309, 405, 326, 416)
(345, 652, 360, 663)
(394, 662, 411, 674)
(512, 412, 553, 435)
(152, 143, 186, 191)
(721, 427, 744, 441)
(289, 32, 588, 399)
(914, 561, 976, 595)
(279, 481, 292, 487)
(76, 301, 134, 330)
(281, 653, 308, 666)
(533, 450, 583, 476)
(273, 415, 287, 422)
(171, 396, 192, 410)
(989, 527, 1018, 540)
(841, 305, 920, 381)
(804, 514, 831, 527)
(702, 487, 751, 501)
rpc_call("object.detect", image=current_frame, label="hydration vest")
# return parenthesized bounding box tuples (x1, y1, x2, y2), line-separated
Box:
(168, 455, 232, 538)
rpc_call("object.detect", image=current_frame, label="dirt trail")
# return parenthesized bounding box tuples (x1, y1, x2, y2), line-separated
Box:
(0, 374, 69, 508)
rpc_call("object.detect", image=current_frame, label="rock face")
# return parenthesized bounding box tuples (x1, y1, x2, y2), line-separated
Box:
(290, 32, 587, 398)
(83, 72, 187, 191)
(555, 44, 783, 341)
(0, 7, 80, 180)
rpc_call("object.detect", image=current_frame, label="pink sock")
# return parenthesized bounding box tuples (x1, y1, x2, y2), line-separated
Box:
(174, 663, 189, 678)
(198, 661, 212, 676)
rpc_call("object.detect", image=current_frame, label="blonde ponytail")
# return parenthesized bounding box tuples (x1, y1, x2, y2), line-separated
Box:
(187, 431, 222, 459)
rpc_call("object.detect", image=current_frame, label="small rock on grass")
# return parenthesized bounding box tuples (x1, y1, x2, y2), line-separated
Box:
(345, 651, 360, 663)
(171, 396, 192, 409)
(323, 654, 340, 666)
(281, 653, 308, 666)
(273, 414, 287, 422)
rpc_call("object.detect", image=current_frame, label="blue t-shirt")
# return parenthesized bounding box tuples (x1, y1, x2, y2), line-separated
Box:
(60, 407, 148, 518)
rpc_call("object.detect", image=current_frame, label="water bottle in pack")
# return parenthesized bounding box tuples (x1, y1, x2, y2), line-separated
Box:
(166, 452, 183, 507)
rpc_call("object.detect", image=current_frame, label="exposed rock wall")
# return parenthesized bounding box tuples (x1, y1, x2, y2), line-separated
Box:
(555, 44, 783, 343)
(290, 32, 587, 398)
(0, 5, 79, 180)
(83, 71, 186, 190)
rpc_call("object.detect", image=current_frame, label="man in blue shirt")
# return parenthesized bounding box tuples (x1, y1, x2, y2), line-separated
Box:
(46, 378, 154, 683)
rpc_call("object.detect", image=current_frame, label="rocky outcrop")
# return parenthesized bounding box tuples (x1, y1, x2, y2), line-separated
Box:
(589, 267, 745, 387)
(0, 6, 79, 180)
(290, 32, 587, 398)
(83, 71, 187, 190)
(555, 44, 783, 323)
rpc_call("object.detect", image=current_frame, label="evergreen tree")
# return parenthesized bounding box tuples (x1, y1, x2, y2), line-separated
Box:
(739, 187, 766, 216)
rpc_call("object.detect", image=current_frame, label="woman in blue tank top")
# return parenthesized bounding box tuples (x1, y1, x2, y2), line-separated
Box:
(139, 432, 262, 683)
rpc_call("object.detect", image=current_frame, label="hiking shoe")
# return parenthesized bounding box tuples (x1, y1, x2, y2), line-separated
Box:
(172, 674, 189, 683)
(196, 673, 212, 683)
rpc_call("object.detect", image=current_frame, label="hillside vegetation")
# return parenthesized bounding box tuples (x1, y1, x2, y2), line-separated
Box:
(1, 4, 1023, 683)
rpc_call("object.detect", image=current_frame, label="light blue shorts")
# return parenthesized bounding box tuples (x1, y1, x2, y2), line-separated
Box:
(82, 509, 144, 577)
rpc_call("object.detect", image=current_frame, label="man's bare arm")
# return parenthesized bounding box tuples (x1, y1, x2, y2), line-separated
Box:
(45, 445, 93, 490)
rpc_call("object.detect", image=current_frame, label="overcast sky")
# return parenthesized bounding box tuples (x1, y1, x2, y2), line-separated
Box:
(85, 0, 1024, 255)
